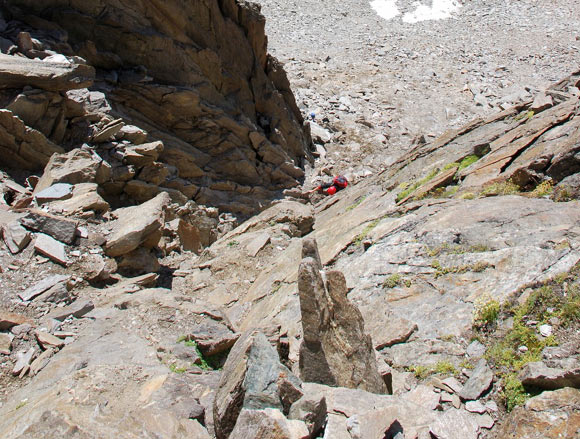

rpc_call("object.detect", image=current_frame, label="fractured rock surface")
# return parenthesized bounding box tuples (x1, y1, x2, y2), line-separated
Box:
(298, 238, 386, 393)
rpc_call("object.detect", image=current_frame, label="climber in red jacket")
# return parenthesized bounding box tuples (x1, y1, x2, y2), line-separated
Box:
(307, 175, 349, 196)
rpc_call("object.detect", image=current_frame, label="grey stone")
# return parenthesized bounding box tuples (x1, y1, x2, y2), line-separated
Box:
(19, 274, 70, 301)
(518, 361, 580, 390)
(35, 330, 65, 349)
(45, 300, 95, 321)
(2, 221, 31, 254)
(34, 233, 69, 266)
(465, 400, 486, 414)
(213, 331, 303, 439)
(466, 340, 486, 358)
(458, 360, 493, 401)
(34, 183, 73, 204)
(298, 239, 386, 393)
(21, 211, 78, 244)
(29, 348, 54, 376)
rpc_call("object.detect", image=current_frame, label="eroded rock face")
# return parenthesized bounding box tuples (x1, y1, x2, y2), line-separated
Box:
(4, 0, 310, 214)
(298, 238, 386, 394)
(493, 387, 580, 439)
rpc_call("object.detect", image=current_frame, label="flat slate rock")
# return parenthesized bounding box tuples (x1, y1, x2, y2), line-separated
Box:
(2, 221, 31, 254)
(21, 211, 78, 244)
(35, 183, 73, 204)
(35, 331, 65, 349)
(0, 311, 31, 330)
(0, 332, 14, 354)
(518, 361, 580, 390)
(459, 359, 494, 401)
(34, 233, 69, 266)
(45, 300, 95, 321)
(19, 274, 70, 301)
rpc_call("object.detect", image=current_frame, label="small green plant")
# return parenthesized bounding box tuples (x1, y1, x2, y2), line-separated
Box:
(481, 180, 520, 196)
(346, 195, 367, 211)
(514, 110, 534, 122)
(434, 360, 458, 376)
(473, 296, 500, 329)
(460, 192, 475, 200)
(177, 337, 213, 370)
(529, 180, 553, 198)
(501, 373, 529, 411)
(227, 240, 240, 247)
(15, 400, 28, 410)
(459, 359, 474, 370)
(396, 168, 440, 202)
(354, 218, 381, 245)
(553, 186, 573, 202)
(169, 363, 187, 374)
(383, 274, 401, 289)
(408, 365, 431, 379)
(458, 155, 480, 171)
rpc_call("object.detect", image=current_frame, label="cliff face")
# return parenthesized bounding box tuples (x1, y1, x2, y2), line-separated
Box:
(1, 0, 310, 214)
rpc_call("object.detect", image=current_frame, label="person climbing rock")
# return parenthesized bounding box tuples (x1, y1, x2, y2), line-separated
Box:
(307, 175, 348, 196)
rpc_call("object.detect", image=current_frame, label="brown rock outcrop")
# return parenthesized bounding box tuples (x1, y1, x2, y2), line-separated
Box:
(3, 0, 311, 215)
(297, 238, 386, 394)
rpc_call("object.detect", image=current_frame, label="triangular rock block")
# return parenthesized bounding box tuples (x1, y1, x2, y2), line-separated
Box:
(297, 238, 386, 394)
(213, 331, 303, 439)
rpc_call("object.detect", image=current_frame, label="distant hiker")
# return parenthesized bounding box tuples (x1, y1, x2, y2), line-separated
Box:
(308, 112, 316, 121)
(307, 175, 348, 196)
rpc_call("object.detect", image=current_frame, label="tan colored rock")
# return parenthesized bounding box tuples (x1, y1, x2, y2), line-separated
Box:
(0, 53, 95, 91)
(34, 148, 112, 193)
(2, 221, 31, 254)
(0, 332, 14, 355)
(29, 347, 54, 376)
(229, 408, 309, 439)
(12, 347, 36, 376)
(298, 239, 386, 393)
(0, 109, 63, 171)
(105, 192, 171, 257)
(0, 312, 32, 330)
(19, 274, 70, 302)
(494, 387, 580, 439)
(35, 330, 65, 349)
(49, 183, 110, 215)
(33, 233, 69, 266)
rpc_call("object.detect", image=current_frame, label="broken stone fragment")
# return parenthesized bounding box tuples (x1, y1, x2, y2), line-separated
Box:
(188, 320, 240, 357)
(458, 359, 493, 401)
(0, 332, 14, 354)
(21, 211, 78, 244)
(29, 347, 54, 376)
(518, 361, 580, 390)
(91, 119, 124, 143)
(213, 331, 303, 439)
(49, 183, 110, 215)
(229, 408, 309, 439)
(105, 191, 170, 257)
(288, 392, 327, 437)
(35, 330, 65, 349)
(19, 274, 70, 301)
(34, 148, 112, 193)
(2, 221, 31, 254)
(0, 53, 95, 91)
(0, 312, 32, 330)
(45, 300, 94, 321)
(33, 233, 69, 266)
(246, 232, 271, 257)
(34, 183, 73, 205)
(12, 347, 36, 375)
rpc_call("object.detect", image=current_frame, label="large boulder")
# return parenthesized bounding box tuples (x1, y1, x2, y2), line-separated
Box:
(213, 331, 303, 439)
(297, 238, 386, 394)
(105, 191, 171, 257)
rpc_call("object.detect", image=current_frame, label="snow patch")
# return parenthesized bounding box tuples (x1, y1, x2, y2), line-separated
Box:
(370, 0, 400, 20)
(403, 0, 462, 23)
(370, 0, 462, 23)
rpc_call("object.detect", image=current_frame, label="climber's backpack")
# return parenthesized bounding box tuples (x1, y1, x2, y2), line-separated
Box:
(333, 175, 348, 189)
